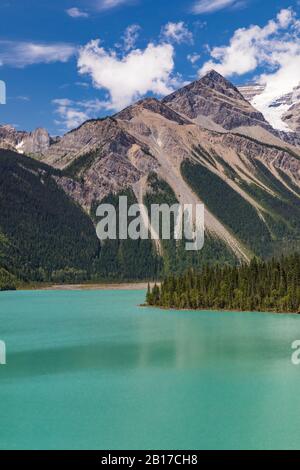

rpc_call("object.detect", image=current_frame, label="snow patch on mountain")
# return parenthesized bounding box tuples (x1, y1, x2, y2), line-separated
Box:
(239, 83, 300, 133)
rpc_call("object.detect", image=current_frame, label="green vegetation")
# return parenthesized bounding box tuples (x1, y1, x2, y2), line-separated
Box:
(0, 267, 17, 291)
(0, 149, 99, 283)
(64, 149, 101, 179)
(181, 157, 300, 258)
(0, 151, 163, 286)
(242, 160, 300, 242)
(144, 172, 236, 276)
(92, 189, 161, 281)
(0, 151, 182, 286)
(181, 159, 271, 256)
(147, 253, 300, 313)
(2, 145, 300, 290)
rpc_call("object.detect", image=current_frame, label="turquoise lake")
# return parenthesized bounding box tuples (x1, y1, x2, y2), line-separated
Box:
(0, 289, 300, 450)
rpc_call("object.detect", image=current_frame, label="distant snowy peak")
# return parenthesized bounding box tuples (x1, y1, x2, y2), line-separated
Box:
(238, 83, 300, 134)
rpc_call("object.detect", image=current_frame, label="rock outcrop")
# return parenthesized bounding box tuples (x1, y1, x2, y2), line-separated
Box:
(0, 125, 51, 156)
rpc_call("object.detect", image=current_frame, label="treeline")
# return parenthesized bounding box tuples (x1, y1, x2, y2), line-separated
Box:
(146, 253, 300, 313)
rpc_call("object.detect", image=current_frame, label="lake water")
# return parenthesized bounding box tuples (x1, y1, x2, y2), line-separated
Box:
(0, 289, 300, 450)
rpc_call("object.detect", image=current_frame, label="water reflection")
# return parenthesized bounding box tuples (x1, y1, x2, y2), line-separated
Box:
(1, 309, 296, 381)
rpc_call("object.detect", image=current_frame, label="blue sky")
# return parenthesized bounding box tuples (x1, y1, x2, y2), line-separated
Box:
(0, 0, 299, 134)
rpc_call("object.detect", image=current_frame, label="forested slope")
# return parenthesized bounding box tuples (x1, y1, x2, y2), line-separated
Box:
(0, 150, 98, 283)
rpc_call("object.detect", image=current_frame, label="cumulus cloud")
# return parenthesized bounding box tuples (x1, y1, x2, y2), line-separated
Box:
(161, 22, 193, 44)
(199, 8, 300, 130)
(200, 8, 298, 77)
(192, 0, 242, 14)
(77, 39, 175, 110)
(66, 7, 89, 18)
(53, 98, 105, 130)
(0, 41, 76, 67)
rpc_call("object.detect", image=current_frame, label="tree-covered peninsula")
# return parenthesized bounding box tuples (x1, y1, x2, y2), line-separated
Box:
(146, 253, 300, 313)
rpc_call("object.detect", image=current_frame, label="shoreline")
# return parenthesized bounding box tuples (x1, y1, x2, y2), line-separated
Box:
(19, 282, 155, 291)
(141, 304, 300, 315)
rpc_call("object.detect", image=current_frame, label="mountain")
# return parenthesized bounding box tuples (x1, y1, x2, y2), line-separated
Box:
(163, 70, 270, 132)
(0, 148, 161, 283)
(42, 74, 300, 261)
(162, 71, 300, 146)
(1, 71, 300, 283)
(0, 149, 99, 282)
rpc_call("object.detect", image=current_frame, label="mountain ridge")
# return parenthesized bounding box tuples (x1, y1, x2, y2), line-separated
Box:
(1, 70, 300, 282)
(1, 71, 300, 155)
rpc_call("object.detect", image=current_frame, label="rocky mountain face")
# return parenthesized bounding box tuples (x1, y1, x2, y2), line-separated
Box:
(1, 70, 300, 280)
(163, 71, 270, 132)
(41, 116, 158, 210)
(0, 125, 52, 156)
(162, 71, 300, 146)
(40, 73, 300, 263)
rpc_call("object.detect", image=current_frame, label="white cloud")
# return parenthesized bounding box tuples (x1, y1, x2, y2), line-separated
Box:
(0, 41, 76, 67)
(192, 0, 242, 14)
(199, 8, 300, 131)
(200, 8, 297, 77)
(122, 24, 141, 51)
(277, 8, 294, 28)
(66, 7, 89, 18)
(96, 0, 135, 10)
(161, 22, 193, 44)
(77, 39, 175, 110)
(187, 52, 201, 64)
(53, 98, 105, 130)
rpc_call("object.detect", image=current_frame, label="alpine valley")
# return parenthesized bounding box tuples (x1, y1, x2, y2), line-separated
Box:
(1, 70, 300, 286)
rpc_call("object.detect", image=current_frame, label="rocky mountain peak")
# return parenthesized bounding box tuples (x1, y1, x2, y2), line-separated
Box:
(162, 70, 269, 131)
(198, 70, 243, 98)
